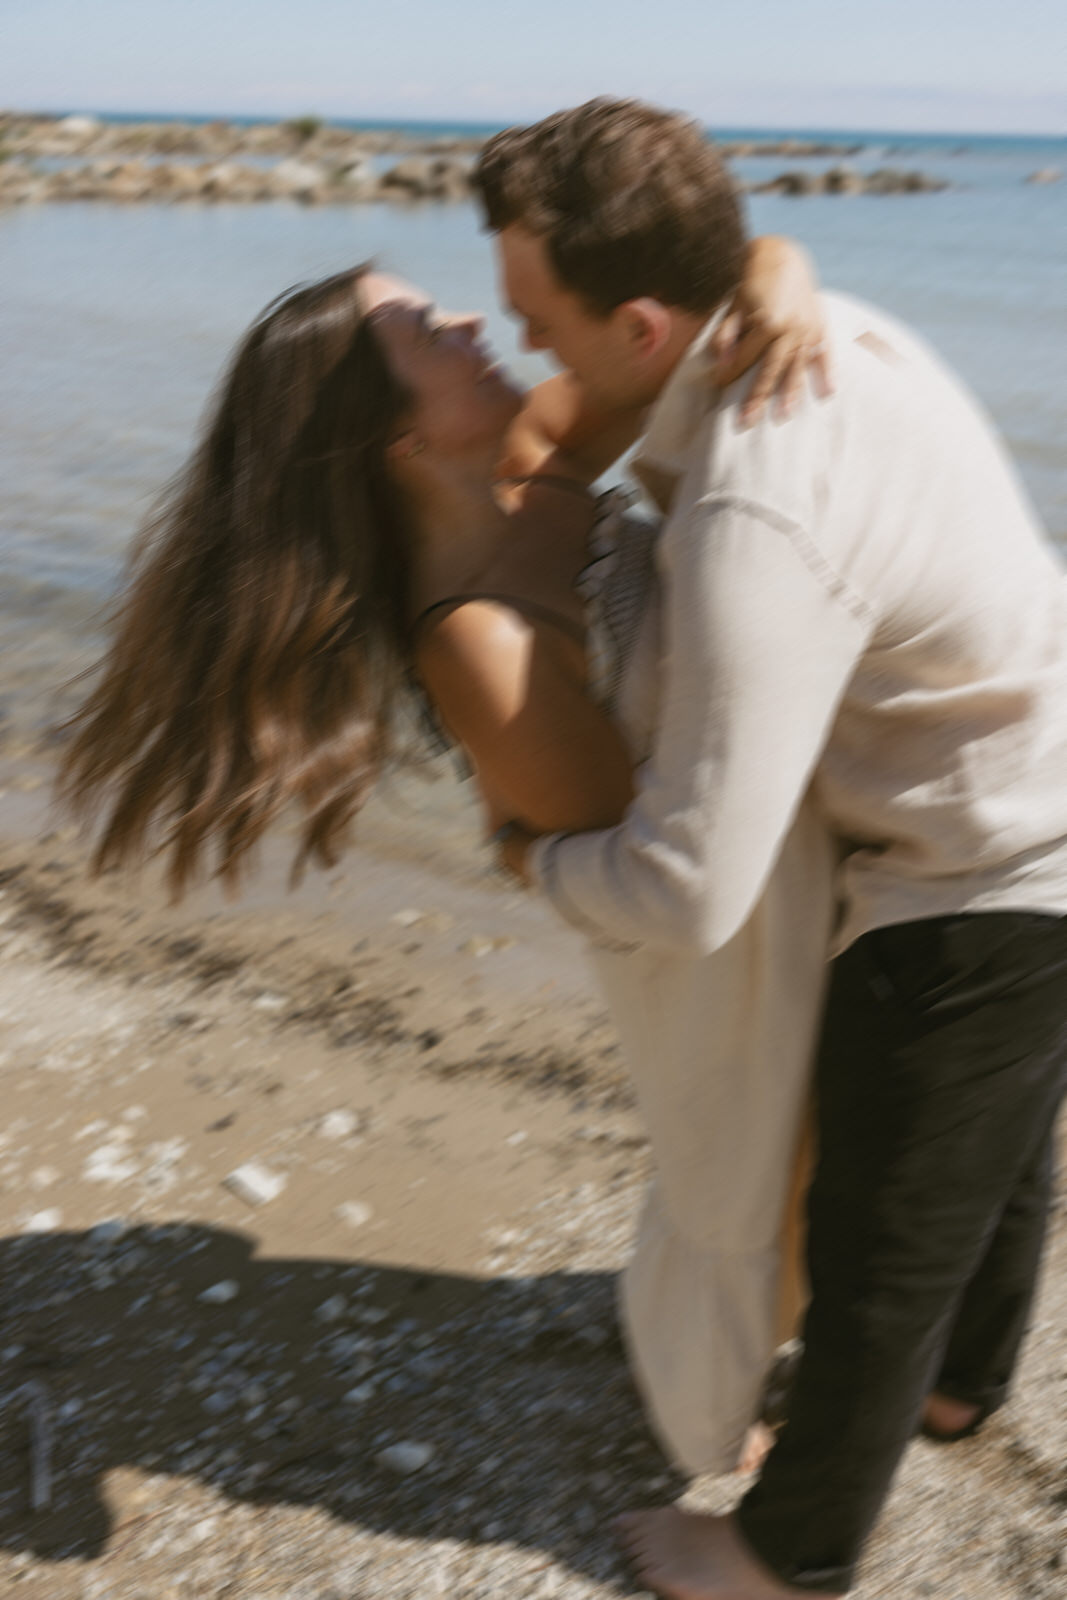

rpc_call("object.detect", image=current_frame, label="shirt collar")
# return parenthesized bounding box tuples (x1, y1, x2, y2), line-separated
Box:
(632, 310, 723, 509)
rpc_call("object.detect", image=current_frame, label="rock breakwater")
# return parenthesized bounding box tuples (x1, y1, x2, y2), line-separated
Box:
(0, 113, 954, 206)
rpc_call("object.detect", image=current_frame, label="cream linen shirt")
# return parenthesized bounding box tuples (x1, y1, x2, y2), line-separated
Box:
(530, 291, 1067, 957)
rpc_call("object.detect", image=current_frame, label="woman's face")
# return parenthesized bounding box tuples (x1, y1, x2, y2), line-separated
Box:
(361, 272, 522, 457)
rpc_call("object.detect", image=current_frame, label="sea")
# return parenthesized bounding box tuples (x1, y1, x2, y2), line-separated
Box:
(1, 118, 1065, 862)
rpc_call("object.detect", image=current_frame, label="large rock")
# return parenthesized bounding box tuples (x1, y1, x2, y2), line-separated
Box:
(272, 157, 327, 200)
(380, 157, 434, 197)
(56, 114, 101, 140)
(379, 155, 471, 201)
(823, 165, 865, 196)
(198, 162, 270, 202)
(332, 157, 378, 199)
(99, 160, 153, 201)
(0, 158, 46, 204)
(757, 170, 822, 196)
(863, 167, 947, 194)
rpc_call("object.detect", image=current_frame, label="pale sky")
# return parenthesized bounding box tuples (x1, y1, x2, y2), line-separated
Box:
(2, 0, 1065, 133)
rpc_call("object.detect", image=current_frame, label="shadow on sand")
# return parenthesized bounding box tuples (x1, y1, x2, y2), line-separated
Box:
(0, 1222, 683, 1587)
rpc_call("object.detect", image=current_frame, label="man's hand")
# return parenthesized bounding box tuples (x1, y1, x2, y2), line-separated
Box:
(712, 236, 833, 425)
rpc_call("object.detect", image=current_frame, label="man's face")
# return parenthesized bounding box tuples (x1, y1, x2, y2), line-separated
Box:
(496, 225, 652, 408)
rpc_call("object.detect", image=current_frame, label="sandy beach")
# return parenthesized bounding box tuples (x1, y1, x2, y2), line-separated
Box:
(0, 721, 1064, 1600)
(1, 108, 1065, 1596)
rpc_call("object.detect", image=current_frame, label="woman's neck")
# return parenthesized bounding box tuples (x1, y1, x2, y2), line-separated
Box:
(407, 460, 511, 604)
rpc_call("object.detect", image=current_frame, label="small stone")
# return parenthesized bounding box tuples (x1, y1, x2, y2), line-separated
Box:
(252, 993, 288, 1012)
(377, 1440, 434, 1474)
(342, 1381, 377, 1404)
(199, 1280, 240, 1305)
(224, 1161, 287, 1206)
(390, 908, 425, 927)
(84, 1143, 139, 1184)
(318, 1109, 360, 1140)
(202, 1390, 234, 1415)
(23, 1208, 62, 1234)
(87, 1218, 128, 1249)
(506, 1131, 528, 1146)
(315, 1294, 348, 1324)
(356, 1306, 389, 1325)
(29, 1166, 60, 1190)
(460, 936, 494, 958)
(334, 1200, 374, 1230)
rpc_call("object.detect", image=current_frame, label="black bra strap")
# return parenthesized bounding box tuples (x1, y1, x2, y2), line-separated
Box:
(498, 473, 594, 500)
(411, 592, 585, 646)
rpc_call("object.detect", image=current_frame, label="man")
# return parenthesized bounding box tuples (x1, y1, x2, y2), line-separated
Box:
(473, 98, 1067, 1599)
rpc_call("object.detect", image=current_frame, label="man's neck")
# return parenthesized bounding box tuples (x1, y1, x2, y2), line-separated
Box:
(643, 308, 717, 407)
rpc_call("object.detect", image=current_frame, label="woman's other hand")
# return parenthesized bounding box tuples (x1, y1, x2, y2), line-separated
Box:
(712, 235, 833, 425)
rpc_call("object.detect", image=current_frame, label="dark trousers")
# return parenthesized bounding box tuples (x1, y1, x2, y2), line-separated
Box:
(737, 912, 1067, 1594)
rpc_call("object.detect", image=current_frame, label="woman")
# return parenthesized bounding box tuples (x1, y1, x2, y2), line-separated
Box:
(57, 242, 830, 1473)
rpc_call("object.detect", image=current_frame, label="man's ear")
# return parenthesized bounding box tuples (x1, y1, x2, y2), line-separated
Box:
(619, 297, 673, 360)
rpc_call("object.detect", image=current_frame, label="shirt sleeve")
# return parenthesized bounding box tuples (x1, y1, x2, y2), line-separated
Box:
(527, 490, 874, 955)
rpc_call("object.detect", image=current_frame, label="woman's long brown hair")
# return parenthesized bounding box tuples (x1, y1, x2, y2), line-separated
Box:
(57, 265, 416, 897)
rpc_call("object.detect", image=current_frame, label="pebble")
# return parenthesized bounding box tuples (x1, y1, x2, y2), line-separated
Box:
(315, 1294, 348, 1324)
(83, 1142, 140, 1184)
(334, 1200, 374, 1229)
(252, 993, 288, 1012)
(390, 908, 425, 927)
(342, 1381, 377, 1404)
(356, 1305, 389, 1325)
(318, 1108, 361, 1140)
(224, 1160, 287, 1206)
(29, 1165, 60, 1189)
(22, 1208, 62, 1233)
(87, 1218, 128, 1249)
(506, 1130, 529, 1146)
(199, 1280, 240, 1305)
(376, 1440, 435, 1474)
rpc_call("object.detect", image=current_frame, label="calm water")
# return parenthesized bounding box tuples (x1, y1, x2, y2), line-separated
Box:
(1, 126, 1064, 777)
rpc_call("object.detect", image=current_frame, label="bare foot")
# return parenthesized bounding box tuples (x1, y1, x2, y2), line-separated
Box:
(921, 1390, 983, 1440)
(615, 1507, 841, 1599)
(736, 1422, 776, 1475)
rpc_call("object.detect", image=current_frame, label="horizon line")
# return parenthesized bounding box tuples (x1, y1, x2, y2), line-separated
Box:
(7, 105, 1066, 141)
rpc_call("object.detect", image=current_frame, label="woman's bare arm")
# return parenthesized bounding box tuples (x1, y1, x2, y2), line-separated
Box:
(415, 601, 634, 836)
(498, 234, 829, 483)
(497, 370, 645, 487)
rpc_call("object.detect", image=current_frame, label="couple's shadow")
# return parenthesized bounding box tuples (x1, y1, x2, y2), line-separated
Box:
(0, 1222, 681, 1583)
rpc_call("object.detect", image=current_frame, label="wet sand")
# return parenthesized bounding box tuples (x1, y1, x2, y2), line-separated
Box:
(0, 729, 1064, 1597)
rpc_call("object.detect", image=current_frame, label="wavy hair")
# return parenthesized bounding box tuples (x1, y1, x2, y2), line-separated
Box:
(57, 265, 418, 896)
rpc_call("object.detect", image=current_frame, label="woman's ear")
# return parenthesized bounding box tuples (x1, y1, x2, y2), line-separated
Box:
(385, 430, 426, 465)
(621, 297, 673, 360)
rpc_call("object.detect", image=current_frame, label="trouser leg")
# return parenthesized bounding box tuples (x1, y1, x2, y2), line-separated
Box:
(736, 912, 1067, 1595)
(932, 1119, 1056, 1414)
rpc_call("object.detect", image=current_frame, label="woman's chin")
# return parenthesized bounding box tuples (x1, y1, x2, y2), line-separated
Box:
(481, 363, 524, 406)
